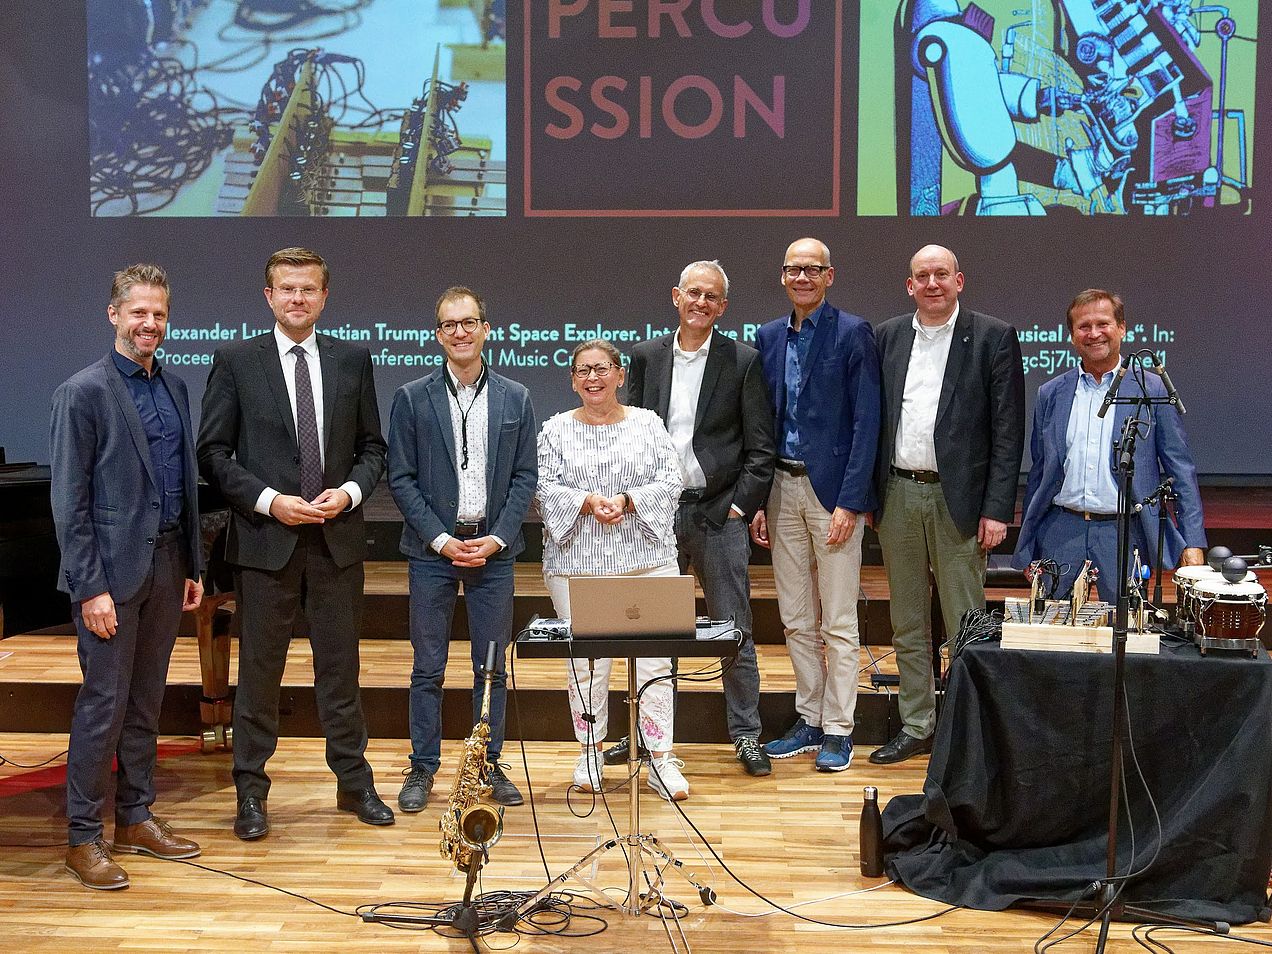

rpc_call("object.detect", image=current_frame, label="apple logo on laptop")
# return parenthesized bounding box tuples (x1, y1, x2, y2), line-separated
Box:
(625, 605, 641, 620)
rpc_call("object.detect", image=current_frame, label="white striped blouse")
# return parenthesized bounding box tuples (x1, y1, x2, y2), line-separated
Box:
(537, 406, 684, 578)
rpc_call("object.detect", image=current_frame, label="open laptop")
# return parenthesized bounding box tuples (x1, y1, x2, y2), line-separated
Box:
(568, 575, 697, 639)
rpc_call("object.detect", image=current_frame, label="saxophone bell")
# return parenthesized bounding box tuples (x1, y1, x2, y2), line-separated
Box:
(459, 802, 504, 851)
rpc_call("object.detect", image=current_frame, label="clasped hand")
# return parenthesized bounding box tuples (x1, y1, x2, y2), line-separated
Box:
(584, 493, 626, 525)
(269, 488, 351, 526)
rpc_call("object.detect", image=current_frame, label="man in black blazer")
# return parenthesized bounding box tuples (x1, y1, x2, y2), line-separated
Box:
(869, 245, 1025, 765)
(626, 260, 776, 777)
(51, 264, 204, 889)
(198, 247, 390, 836)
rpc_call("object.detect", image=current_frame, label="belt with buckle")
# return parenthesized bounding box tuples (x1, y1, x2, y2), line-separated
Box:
(1060, 506, 1117, 522)
(775, 459, 808, 477)
(454, 518, 487, 538)
(679, 488, 705, 504)
(891, 466, 940, 484)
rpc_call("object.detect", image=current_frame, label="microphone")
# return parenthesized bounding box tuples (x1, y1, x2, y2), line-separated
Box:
(1151, 356, 1186, 414)
(1097, 353, 1132, 419)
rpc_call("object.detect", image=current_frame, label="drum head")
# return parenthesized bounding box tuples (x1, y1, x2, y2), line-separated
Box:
(1192, 578, 1266, 598)
(1174, 566, 1220, 584)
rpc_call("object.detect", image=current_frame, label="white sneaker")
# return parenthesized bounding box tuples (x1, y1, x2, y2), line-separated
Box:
(573, 747, 604, 793)
(647, 755, 690, 801)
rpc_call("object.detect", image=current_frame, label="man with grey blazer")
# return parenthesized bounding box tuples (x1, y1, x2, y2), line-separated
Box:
(870, 245, 1025, 765)
(51, 264, 204, 889)
(198, 248, 389, 837)
(387, 286, 537, 812)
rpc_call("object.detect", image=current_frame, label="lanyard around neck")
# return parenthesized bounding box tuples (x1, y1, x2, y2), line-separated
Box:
(443, 362, 488, 470)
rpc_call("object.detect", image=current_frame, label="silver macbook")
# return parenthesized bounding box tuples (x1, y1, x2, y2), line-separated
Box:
(568, 575, 697, 639)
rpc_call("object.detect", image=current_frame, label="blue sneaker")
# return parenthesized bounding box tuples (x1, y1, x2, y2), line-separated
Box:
(815, 735, 854, 772)
(763, 718, 824, 759)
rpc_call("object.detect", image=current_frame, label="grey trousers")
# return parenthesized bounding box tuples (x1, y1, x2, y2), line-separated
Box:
(674, 505, 762, 741)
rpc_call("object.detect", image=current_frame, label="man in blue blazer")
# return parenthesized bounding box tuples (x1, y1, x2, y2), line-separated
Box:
(750, 237, 881, 773)
(1013, 288, 1206, 597)
(51, 264, 204, 889)
(387, 286, 537, 811)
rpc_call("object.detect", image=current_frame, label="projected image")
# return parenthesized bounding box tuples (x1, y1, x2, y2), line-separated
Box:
(87, 0, 507, 216)
(858, 1, 1258, 215)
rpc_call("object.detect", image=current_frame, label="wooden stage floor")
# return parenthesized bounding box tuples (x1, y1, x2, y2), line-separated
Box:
(2, 733, 1268, 953)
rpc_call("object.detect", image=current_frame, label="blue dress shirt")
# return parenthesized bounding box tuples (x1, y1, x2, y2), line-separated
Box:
(112, 350, 186, 530)
(779, 304, 822, 460)
(1054, 367, 1118, 513)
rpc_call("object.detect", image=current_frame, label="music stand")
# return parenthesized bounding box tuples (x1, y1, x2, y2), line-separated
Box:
(513, 625, 735, 917)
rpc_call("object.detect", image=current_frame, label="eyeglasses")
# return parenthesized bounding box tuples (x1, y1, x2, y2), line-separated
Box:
(679, 286, 724, 305)
(437, 317, 483, 336)
(572, 363, 617, 379)
(273, 285, 323, 299)
(781, 264, 829, 279)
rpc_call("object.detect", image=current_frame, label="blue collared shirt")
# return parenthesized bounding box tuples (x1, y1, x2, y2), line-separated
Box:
(112, 350, 185, 529)
(1054, 367, 1119, 513)
(780, 303, 822, 460)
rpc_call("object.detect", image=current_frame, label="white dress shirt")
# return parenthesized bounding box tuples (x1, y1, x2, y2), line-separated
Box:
(668, 331, 709, 489)
(254, 326, 363, 515)
(893, 303, 959, 472)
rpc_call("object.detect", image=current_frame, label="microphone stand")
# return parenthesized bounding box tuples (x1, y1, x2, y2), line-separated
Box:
(1088, 356, 1218, 952)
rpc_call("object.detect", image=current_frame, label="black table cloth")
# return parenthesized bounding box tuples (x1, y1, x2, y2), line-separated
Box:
(883, 639, 1272, 924)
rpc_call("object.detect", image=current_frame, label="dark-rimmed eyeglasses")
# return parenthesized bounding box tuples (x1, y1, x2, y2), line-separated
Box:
(781, 264, 829, 279)
(437, 317, 483, 336)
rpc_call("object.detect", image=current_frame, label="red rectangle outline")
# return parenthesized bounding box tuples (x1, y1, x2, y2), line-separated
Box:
(523, 1, 842, 218)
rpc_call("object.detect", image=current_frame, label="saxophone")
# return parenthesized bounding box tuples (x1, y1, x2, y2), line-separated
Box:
(439, 644, 504, 872)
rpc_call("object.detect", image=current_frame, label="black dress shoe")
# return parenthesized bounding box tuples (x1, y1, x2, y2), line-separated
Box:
(602, 735, 649, 766)
(868, 730, 934, 765)
(336, 787, 396, 825)
(486, 762, 524, 807)
(234, 797, 269, 840)
(397, 766, 434, 813)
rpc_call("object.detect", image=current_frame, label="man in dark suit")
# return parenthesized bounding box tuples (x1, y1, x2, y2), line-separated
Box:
(750, 238, 881, 773)
(387, 286, 536, 812)
(624, 260, 775, 777)
(51, 264, 204, 889)
(869, 244, 1025, 765)
(198, 247, 390, 838)
(1013, 288, 1205, 596)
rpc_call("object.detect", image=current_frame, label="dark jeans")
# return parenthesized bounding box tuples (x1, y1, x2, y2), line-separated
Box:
(66, 530, 187, 845)
(232, 528, 373, 799)
(407, 554, 514, 774)
(674, 505, 762, 740)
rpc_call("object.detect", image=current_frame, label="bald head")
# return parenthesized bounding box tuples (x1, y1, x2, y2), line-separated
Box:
(909, 244, 959, 275)
(786, 237, 831, 265)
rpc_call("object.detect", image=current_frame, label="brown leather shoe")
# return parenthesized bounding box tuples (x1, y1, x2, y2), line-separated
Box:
(112, 817, 201, 860)
(66, 839, 129, 890)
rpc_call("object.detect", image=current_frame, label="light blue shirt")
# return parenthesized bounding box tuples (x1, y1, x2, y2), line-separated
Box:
(1054, 368, 1119, 513)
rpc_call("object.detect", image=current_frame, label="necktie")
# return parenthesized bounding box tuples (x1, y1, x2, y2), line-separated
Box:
(290, 345, 323, 500)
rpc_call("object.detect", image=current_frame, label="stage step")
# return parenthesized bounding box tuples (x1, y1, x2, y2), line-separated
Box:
(0, 635, 905, 744)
